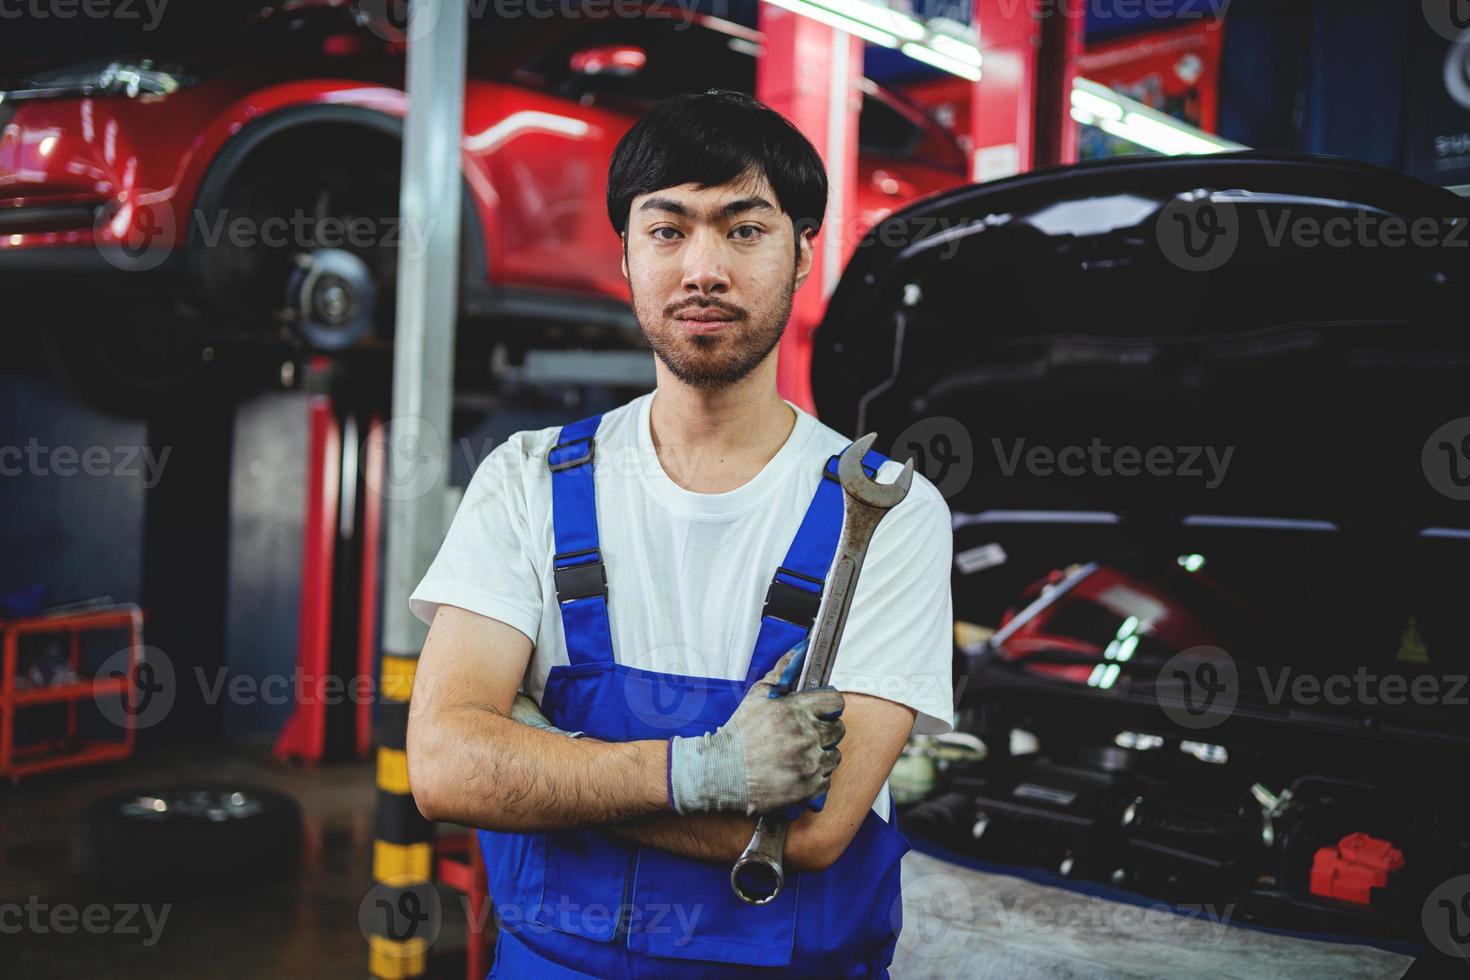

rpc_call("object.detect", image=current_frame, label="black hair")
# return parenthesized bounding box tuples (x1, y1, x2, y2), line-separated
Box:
(606, 89, 828, 260)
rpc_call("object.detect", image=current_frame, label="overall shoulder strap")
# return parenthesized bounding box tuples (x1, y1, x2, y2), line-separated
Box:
(548, 414, 615, 667)
(743, 443, 891, 688)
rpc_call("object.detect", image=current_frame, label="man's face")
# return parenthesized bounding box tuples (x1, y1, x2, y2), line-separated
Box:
(621, 170, 814, 390)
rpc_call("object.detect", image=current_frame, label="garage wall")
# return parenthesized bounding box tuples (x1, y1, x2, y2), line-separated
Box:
(0, 343, 233, 746)
(0, 362, 146, 612)
(1217, 0, 1411, 168)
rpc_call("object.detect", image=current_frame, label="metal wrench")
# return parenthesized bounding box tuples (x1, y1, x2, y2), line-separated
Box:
(730, 432, 914, 905)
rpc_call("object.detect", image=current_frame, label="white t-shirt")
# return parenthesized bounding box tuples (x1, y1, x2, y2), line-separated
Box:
(410, 390, 956, 813)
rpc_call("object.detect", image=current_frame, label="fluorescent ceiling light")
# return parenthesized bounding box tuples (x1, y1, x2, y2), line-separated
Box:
(824, 0, 926, 39)
(763, 4, 1243, 157)
(768, 0, 977, 67)
(927, 31, 983, 67)
(1073, 76, 1245, 156)
(761, 0, 899, 46)
(1071, 85, 1124, 123)
(1119, 112, 1229, 154)
(901, 41, 982, 81)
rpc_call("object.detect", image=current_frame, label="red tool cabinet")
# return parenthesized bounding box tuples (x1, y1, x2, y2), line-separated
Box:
(1, 604, 142, 782)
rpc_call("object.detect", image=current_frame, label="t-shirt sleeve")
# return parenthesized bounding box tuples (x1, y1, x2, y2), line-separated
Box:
(825, 468, 955, 736)
(408, 437, 544, 647)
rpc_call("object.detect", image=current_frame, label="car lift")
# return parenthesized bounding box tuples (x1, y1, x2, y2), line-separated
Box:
(757, 4, 865, 413)
(272, 356, 386, 767)
(970, 0, 1084, 179)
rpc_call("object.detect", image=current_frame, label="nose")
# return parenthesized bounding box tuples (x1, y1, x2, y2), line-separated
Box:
(680, 228, 731, 296)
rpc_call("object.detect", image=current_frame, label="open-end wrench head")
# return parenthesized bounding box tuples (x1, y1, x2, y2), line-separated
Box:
(838, 432, 913, 509)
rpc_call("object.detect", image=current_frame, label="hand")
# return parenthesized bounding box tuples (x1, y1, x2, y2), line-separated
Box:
(668, 643, 846, 817)
(508, 693, 583, 738)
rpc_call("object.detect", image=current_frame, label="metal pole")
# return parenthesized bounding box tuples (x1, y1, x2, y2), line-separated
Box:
(370, 1, 467, 976)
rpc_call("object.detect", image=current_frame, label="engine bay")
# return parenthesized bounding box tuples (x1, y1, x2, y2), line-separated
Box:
(899, 536, 1470, 960)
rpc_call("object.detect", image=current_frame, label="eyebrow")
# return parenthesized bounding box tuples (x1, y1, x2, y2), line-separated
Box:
(636, 195, 778, 223)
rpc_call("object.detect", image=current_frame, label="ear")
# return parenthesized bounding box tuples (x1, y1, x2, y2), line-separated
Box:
(792, 224, 816, 291)
(620, 233, 628, 281)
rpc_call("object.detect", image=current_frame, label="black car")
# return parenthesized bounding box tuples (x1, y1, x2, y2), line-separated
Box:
(813, 151, 1470, 968)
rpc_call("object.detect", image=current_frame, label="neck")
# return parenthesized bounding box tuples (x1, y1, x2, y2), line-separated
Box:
(647, 362, 797, 494)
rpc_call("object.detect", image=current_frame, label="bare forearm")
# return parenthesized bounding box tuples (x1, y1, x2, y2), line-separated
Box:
(609, 812, 752, 863)
(409, 704, 669, 831)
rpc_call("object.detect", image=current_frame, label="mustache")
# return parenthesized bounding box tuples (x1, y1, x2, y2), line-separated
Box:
(667, 300, 745, 320)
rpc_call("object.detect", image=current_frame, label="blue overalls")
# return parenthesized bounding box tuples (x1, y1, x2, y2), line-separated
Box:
(480, 412, 912, 978)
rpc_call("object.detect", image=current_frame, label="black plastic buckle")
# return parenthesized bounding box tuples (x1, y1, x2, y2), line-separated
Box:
(550, 435, 595, 472)
(554, 548, 607, 603)
(762, 567, 824, 628)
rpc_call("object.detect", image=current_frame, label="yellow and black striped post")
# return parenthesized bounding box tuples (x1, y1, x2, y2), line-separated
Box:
(368, 654, 436, 978)
(369, 0, 470, 972)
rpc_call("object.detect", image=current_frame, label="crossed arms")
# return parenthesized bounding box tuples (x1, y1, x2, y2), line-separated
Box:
(405, 603, 916, 872)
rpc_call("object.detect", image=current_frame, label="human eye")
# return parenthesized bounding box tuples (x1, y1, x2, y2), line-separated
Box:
(731, 224, 765, 241)
(651, 226, 682, 241)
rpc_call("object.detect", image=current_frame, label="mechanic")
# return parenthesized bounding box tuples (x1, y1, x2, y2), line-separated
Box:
(405, 89, 955, 978)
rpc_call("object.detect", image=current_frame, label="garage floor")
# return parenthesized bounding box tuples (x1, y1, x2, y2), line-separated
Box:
(890, 850, 1416, 980)
(2, 745, 1430, 979)
(0, 742, 474, 979)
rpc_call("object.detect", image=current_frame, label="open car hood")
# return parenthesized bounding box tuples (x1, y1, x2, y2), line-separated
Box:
(813, 152, 1470, 771)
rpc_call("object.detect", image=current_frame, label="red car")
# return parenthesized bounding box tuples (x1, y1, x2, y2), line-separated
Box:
(0, 1, 968, 412)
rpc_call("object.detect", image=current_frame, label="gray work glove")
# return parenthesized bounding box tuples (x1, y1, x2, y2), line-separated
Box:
(508, 693, 583, 738)
(667, 642, 845, 817)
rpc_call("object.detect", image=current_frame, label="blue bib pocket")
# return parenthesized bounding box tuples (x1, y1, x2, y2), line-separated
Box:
(626, 843, 800, 967)
(478, 828, 546, 930)
(533, 826, 635, 942)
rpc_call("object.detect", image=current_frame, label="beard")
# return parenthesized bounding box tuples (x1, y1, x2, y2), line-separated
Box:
(631, 274, 796, 391)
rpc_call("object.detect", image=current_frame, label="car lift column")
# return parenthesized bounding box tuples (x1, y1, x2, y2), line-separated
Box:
(272, 357, 388, 768)
(757, 3, 863, 414)
(370, 1, 468, 978)
(969, 0, 1083, 182)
